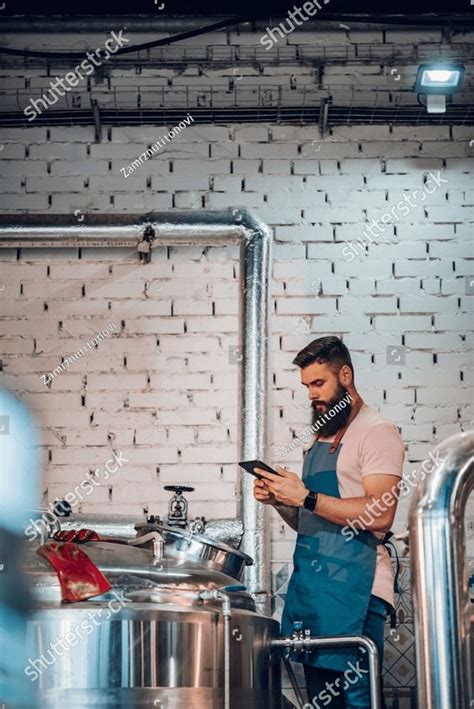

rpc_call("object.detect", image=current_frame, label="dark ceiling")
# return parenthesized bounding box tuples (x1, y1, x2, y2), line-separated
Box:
(1, 0, 474, 16)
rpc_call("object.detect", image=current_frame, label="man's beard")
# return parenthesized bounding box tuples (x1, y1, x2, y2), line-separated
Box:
(311, 384, 352, 438)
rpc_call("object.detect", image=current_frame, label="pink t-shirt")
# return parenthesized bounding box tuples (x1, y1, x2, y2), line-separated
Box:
(305, 402, 405, 607)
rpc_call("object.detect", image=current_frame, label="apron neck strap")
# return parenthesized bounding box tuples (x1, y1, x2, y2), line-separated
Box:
(326, 395, 364, 454)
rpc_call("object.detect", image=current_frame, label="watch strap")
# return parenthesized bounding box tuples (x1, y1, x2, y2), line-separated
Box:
(303, 490, 318, 512)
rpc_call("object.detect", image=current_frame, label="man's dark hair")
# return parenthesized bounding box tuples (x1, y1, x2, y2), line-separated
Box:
(293, 335, 354, 377)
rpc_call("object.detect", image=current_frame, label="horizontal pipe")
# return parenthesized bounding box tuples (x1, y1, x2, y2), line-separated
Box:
(271, 634, 381, 709)
(0, 214, 245, 248)
(0, 15, 472, 33)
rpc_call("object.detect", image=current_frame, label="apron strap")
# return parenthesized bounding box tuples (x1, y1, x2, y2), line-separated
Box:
(377, 531, 400, 628)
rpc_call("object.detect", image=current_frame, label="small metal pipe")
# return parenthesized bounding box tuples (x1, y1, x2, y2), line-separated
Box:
(271, 634, 381, 709)
(283, 659, 306, 709)
(127, 531, 165, 561)
(24, 507, 61, 543)
(409, 431, 474, 709)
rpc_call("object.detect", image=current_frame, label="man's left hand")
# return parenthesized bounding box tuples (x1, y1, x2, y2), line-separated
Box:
(255, 466, 307, 507)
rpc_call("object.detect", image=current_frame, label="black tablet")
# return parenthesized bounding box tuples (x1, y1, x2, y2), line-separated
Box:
(238, 459, 281, 479)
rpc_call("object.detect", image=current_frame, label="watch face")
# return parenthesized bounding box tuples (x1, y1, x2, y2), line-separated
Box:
(304, 494, 316, 511)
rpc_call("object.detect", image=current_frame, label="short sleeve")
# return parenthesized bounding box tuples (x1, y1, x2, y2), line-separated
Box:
(360, 423, 404, 478)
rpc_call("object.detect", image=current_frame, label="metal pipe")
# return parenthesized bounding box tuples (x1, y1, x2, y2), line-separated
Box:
(24, 507, 61, 543)
(127, 531, 165, 561)
(0, 15, 470, 33)
(198, 588, 234, 709)
(409, 431, 474, 709)
(283, 659, 306, 709)
(0, 210, 272, 614)
(271, 634, 381, 709)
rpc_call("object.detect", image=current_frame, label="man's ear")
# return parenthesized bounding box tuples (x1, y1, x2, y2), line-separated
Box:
(339, 364, 352, 386)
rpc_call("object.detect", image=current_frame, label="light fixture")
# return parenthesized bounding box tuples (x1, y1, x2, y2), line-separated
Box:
(414, 63, 465, 114)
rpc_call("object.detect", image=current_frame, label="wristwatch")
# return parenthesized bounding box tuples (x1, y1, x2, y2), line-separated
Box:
(303, 489, 318, 512)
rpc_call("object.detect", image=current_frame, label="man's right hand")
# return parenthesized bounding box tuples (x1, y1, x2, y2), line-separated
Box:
(253, 478, 277, 505)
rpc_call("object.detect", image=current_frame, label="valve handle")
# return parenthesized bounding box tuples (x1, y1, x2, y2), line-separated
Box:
(164, 485, 194, 494)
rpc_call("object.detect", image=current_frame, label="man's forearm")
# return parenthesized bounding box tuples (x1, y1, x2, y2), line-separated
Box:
(273, 502, 299, 531)
(315, 492, 394, 531)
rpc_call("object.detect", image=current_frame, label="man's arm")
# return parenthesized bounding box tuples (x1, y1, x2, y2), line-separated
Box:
(258, 469, 402, 532)
(253, 477, 299, 531)
(311, 474, 401, 532)
(273, 501, 299, 531)
(256, 424, 404, 534)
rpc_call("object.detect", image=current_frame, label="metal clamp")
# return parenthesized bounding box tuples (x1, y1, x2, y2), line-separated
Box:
(137, 224, 155, 263)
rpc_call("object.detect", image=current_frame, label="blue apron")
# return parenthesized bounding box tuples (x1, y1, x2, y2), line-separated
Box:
(280, 439, 380, 671)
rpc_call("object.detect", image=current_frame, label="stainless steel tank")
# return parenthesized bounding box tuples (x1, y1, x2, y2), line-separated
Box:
(21, 523, 282, 709)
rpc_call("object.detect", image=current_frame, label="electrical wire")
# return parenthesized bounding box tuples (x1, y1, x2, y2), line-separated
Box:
(0, 15, 249, 59)
(0, 12, 473, 60)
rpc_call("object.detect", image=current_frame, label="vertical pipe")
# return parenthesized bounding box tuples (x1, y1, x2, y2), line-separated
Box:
(238, 212, 273, 616)
(409, 431, 474, 709)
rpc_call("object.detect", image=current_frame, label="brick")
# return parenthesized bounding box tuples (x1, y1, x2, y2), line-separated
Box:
(241, 143, 299, 159)
(85, 280, 145, 298)
(0, 144, 26, 159)
(234, 125, 269, 141)
(88, 175, 146, 191)
(274, 224, 333, 242)
(385, 159, 443, 173)
(29, 144, 87, 160)
(87, 373, 146, 390)
(125, 318, 184, 335)
(172, 159, 230, 175)
(395, 259, 454, 278)
(372, 315, 432, 332)
(300, 142, 360, 159)
(277, 297, 337, 315)
(396, 224, 455, 241)
(336, 259, 393, 278)
(339, 159, 381, 175)
(417, 387, 472, 405)
(22, 282, 83, 298)
(360, 142, 421, 158)
(26, 176, 85, 192)
(51, 160, 109, 176)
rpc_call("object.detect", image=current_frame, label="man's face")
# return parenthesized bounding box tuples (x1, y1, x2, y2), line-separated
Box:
(301, 361, 352, 437)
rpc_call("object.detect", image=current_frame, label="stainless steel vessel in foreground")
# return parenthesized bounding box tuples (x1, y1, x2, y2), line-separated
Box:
(409, 431, 474, 709)
(22, 531, 281, 709)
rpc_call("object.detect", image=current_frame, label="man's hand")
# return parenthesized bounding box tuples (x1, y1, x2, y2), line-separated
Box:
(253, 478, 277, 505)
(255, 466, 307, 508)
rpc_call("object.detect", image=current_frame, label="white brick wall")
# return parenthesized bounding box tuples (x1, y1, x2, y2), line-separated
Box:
(0, 28, 473, 559)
